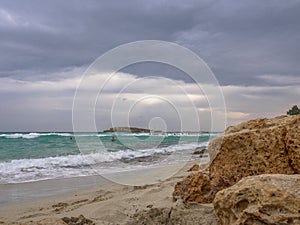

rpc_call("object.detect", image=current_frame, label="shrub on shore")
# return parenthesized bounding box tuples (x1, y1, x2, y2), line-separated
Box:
(287, 105, 300, 115)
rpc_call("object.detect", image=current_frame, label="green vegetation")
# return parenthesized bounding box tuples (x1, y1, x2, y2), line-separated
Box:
(287, 105, 300, 115)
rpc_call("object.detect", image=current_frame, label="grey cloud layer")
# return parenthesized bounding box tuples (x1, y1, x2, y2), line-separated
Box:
(0, 0, 299, 131)
(1, 73, 298, 131)
(1, 0, 299, 85)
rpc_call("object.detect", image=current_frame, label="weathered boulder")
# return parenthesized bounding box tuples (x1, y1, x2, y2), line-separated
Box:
(173, 170, 213, 204)
(193, 147, 207, 155)
(209, 115, 299, 192)
(213, 174, 300, 225)
(285, 119, 300, 173)
(187, 164, 200, 172)
(62, 215, 95, 225)
(173, 115, 300, 204)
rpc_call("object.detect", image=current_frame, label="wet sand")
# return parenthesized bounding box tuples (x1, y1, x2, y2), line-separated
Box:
(0, 159, 217, 225)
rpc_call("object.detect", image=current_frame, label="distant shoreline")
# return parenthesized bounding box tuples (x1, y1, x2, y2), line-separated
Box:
(103, 127, 221, 133)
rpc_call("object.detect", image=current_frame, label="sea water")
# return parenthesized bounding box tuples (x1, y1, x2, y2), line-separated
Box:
(0, 132, 216, 184)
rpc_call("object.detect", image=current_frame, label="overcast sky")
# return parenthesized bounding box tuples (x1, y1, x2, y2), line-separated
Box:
(0, 0, 300, 132)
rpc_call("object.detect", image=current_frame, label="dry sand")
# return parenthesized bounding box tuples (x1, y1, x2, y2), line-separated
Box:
(0, 161, 217, 225)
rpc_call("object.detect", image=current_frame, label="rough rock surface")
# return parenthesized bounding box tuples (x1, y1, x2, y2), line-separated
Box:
(173, 170, 214, 204)
(62, 215, 95, 225)
(173, 115, 300, 204)
(209, 115, 300, 191)
(126, 204, 217, 225)
(213, 174, 300, 225)
(187, 164, 200, 172)
(193, 147, 207, 155)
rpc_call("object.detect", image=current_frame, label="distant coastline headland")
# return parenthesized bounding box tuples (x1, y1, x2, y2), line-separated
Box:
(103, 127, 214, 134)
(103, 127, 158, 133)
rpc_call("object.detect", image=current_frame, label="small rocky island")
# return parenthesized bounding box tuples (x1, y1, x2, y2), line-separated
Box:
(104, 127, 158, 133)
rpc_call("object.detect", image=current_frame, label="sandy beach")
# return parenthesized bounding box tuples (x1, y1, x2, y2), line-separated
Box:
(0, 160, 217, 225)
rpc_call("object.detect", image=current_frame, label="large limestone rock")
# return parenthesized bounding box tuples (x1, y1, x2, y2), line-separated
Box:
(173, 115, 300, 204)
(208, 115, 298, 192)
(285, 119, 300, 173)
(213, 174, 300, 225)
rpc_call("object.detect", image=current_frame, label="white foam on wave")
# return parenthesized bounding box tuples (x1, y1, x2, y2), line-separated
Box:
(0, 132, 216, 139)
(0, 132, 72, 139)
(0, 141, 208, 184)
(0, 132, 150, 139)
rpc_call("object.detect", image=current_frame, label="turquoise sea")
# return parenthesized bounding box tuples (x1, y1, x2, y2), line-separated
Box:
(0, 132, 216, 184)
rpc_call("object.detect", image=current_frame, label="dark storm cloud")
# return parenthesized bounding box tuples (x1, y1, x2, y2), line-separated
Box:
(0, 0, 199, 79)
(1, 0, 298, 85)
(173, 1, 300, 85)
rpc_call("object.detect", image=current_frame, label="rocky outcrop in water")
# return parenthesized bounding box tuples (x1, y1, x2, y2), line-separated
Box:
(213, 174, 300, 225)
(104, 127, 155, 133)
(173, 115, 300, 204)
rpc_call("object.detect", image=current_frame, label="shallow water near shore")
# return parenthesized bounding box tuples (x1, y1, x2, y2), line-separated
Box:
(0, 174, 107, 204)
(0, 159, 210, 204)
